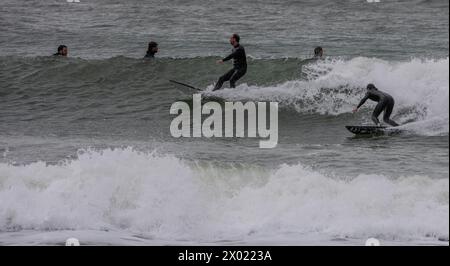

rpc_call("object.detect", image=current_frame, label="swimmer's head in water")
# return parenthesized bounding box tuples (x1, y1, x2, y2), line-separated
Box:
(147, 41, 158, 54)
(230, 33, 240, 47)
(314, 46, 323, 58)
(367, 83, 377, 90)
(56, 45, 68, 56)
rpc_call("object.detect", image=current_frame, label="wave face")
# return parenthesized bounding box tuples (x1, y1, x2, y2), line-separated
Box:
(221, 57, 449, 136)
(1, 56, 448, 136)
(213, 57, 449, 123)
(0, 148, 448, 244)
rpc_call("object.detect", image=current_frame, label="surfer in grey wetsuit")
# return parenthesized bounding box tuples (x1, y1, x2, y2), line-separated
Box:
(213, 33, 247, 91)
(144, 41, 158, 58)
(353, 84, 399, 127)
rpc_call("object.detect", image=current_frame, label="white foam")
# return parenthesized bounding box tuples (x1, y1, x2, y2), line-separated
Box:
(208, 57, 449, 135)
(0, 148, 447, 244)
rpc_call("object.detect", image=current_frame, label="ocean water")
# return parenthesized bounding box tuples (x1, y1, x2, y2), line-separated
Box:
(0, 0, 448, 245)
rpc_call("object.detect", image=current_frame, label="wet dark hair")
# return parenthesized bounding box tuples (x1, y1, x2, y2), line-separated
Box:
(232, 33, 240, 43)
(147, 41, 158, 51)
(314, 46, 323, 56)
(367, 83, 377, 90)
(57, 45, 67, 52)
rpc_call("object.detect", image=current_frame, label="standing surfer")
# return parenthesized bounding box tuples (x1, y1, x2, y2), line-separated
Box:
(213, 33, 247, 91)
(353, 84, 399, 127)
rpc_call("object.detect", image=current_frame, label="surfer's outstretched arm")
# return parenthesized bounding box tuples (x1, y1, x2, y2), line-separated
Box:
(222, 49, 239, 62)
(357, 93, 369, 109)
(353, 93, 369, 112)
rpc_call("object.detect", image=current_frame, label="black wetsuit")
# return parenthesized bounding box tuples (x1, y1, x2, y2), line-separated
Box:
(213, 44, 247, 91)
(144, 51, 156, 58)
(357, 88, 399, 127)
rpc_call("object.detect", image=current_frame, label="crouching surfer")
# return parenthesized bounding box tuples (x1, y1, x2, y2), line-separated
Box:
(353, 84, 399, 127)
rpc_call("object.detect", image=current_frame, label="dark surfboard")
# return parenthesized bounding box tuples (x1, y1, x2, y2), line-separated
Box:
(170, 80, 227, 103)
(345, 125, 402, 135)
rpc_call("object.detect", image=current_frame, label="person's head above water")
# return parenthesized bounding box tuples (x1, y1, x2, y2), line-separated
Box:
(146, 41, 159, 57)
(229, 33, 240, 47)
(367, 83, 378, 90)
(314, 46, 323, 58)
(55, 45, 68, 56)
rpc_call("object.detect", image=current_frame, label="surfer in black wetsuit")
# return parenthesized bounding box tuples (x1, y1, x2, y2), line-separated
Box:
(301, 47, 324, 67)
(353, 84, 399, 127)
(213, 33, 247, 91)
(53, 45, 68, 56)
(144, 41, 158, 58)
(313, 46, 323, 59)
